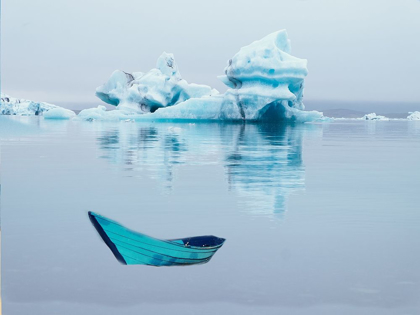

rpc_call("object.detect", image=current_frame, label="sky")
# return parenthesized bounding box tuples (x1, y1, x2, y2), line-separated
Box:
(1, 0, 420, 109)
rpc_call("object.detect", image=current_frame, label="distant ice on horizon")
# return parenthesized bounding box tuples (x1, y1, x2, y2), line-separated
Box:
(362, 113, 389, 121)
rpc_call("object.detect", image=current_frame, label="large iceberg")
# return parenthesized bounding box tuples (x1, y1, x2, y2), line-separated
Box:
(89, 30, 323, 122)
(217, 30, 312, 121)
(96, 52, 218, 113)
(148, 30, 322, 122)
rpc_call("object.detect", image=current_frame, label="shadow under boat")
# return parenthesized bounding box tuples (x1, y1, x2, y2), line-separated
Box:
(88, 211, 225, 266)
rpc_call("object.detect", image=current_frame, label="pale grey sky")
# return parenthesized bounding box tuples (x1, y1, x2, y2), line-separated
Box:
(1, 0, 420, 108)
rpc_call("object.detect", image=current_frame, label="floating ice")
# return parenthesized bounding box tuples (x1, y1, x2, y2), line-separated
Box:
(407, 111, 420, 120)
(91, 30, 324, 122)
(1, 93, 57, 116)
(96, 52, 218, 114)
(362, 113, 389, 121)
(44, 107, 76, 120)
(77, 105, 141, 121)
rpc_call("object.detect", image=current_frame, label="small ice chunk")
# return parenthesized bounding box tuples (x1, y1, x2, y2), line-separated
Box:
(77, 105, 140, 121)
(407, 111, 420, 120)
(362, 113, 389, 121)
(44, 108, 76, 120)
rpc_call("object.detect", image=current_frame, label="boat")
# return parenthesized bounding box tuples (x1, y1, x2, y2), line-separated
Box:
(88, 211, 226, 266)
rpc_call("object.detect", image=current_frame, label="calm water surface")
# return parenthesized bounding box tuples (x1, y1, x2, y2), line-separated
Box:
(1, 116, 419, 315)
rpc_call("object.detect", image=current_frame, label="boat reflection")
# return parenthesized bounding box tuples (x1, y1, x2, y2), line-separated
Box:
(97, 122, 306, 216)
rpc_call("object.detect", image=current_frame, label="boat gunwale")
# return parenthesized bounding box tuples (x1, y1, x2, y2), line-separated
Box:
(162, 238, 225, 250)
(91, 211, 225, 251)
(103, 228, 220, 255)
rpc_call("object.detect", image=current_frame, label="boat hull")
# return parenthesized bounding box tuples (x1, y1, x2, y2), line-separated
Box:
(88, 212, 225, 266)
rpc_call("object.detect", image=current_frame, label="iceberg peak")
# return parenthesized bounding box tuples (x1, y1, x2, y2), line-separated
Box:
(156, 52, 182, 79)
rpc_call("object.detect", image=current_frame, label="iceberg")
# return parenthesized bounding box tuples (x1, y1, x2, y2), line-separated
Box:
(407, 111, 420, 120)
(96, 52, 218, 114)
(217, 29, 315, 121)
(362, 113, 389, 121)
(0, 93, 76, 118)
(90, 30, 323, 122)
(1, 93, 57, 116)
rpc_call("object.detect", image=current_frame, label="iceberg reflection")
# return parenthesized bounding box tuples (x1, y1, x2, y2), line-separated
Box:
(224, 124, 304, 215)
(96, 122, 305, 215)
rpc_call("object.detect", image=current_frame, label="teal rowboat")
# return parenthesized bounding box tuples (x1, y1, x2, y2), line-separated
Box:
(88, 211, 226, 266)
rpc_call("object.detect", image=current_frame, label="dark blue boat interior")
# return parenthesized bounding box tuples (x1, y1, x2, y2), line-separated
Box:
(177, 236, 226, 247)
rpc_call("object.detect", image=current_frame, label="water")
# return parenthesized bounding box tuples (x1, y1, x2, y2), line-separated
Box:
(1, 116, 419, 315)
